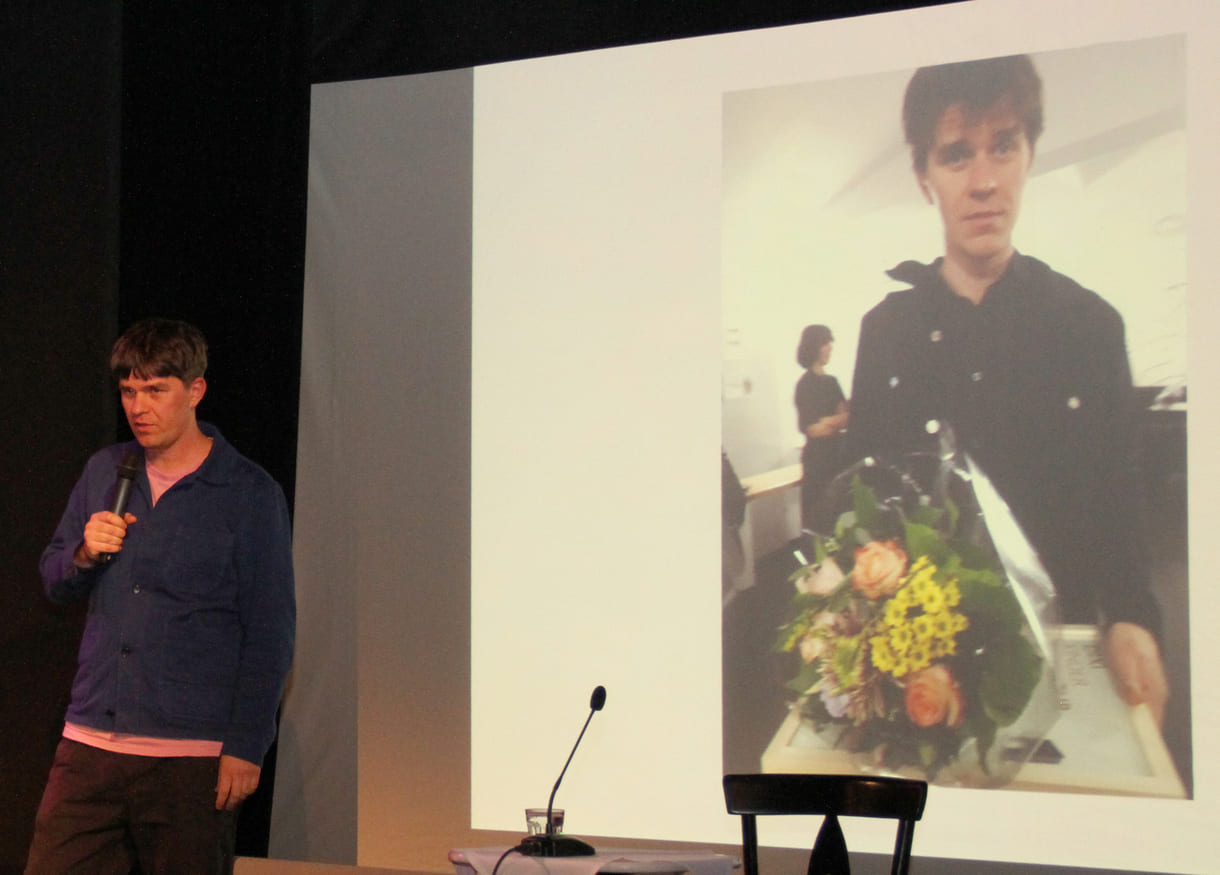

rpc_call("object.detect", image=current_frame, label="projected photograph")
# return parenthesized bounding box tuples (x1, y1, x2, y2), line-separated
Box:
(720, 36, 1190, 799)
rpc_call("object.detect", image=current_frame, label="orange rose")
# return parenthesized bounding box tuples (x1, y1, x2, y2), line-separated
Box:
(851, 540, 907, 599)
(904, 664, 964, 728)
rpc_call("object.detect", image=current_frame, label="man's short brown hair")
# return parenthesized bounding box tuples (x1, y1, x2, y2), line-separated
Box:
(109, 318, 208, 384)
(902, 54, 1044, 174)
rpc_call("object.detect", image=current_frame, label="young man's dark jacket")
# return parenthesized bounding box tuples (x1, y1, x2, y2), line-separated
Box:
(847, 252, 1159, 634)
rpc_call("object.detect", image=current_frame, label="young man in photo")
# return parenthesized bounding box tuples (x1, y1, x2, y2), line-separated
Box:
(846, 55, 1168, 727)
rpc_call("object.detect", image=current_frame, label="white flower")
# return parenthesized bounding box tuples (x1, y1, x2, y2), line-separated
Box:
(795, 558, 845, 596)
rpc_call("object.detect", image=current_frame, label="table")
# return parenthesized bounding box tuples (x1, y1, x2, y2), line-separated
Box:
(449, 848, 736, 875)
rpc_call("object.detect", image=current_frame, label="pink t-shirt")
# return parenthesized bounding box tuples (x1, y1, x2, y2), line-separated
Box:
(146, 459, 181, 505)
(64, 723, 223, 757)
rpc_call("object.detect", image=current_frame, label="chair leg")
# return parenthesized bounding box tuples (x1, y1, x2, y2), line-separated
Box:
(741, 814, 759, 875)
(891, 820, 915, 875)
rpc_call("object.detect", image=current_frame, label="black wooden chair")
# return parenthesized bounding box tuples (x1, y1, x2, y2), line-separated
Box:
(723, 774, 927, 875)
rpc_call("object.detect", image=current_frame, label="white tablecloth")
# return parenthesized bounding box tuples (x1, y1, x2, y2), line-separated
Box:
(450, 847, 736, 875)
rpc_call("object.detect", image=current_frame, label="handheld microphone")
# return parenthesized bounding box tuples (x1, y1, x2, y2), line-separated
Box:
(110, 451, 141, 517)
(97, 451, 141, 564)
(518, 685, 607, 857)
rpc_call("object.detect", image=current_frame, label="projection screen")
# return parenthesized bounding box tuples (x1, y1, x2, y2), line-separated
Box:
(280, 0, 1220, 872)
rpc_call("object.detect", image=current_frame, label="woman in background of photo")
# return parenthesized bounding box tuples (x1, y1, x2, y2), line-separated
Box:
(794, 324, 848, 533)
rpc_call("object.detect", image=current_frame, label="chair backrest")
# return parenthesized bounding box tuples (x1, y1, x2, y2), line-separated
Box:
(723, 774, 927, 875)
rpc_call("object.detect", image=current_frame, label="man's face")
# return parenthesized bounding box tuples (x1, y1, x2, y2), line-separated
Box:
(119, 373, 205, 453)
(916, 101, 1032, 268)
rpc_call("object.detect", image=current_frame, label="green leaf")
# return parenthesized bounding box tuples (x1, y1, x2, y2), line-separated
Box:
(826, 585, 855, 614)
(950, 538, 996, 571)
(957, 574, 1023, 630)
(851, 476, 885, 533)
(834, 511, 857, 541)
(943, 495, 960, 535)
(979, 635, 1043, 726)
(830, 636, 864, 687)
(903, 521, 952, 566)
(906, 504, 944, 529)
(792, 590, 833, 610)
(785, 661, 823, 695)
(773, 623, 802, 653)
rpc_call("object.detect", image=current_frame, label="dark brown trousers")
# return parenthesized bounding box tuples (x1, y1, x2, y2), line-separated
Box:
(25, 739, 237, 875)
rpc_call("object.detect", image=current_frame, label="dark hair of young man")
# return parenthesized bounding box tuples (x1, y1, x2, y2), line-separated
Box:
(109, 318, 209, 384)
(902, 54, 1044, 174)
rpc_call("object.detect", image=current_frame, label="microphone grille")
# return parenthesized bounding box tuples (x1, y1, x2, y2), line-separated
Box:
(117, 451, 141, 479)
(590, 685, 607, 711)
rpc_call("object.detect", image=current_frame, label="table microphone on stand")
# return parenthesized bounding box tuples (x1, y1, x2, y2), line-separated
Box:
(518, 685, 607, 857)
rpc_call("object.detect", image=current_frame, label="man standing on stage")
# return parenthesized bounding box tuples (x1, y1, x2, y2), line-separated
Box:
(27, 318, 296, 873)
(846, 55, 1169, 726)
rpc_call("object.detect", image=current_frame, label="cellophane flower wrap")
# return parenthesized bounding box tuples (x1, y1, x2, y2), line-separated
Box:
(775, 431, 1061, 785)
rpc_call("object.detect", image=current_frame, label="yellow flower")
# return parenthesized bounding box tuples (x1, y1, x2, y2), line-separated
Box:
(863, 555, 973, 683)
(918, 584, 946, 614)
(907, 642, 932, 673)
(889, 624, 913, 654)
(884, 598, 909, 627)
(870, 636, 895, 672)
(930, 636, 956, 658)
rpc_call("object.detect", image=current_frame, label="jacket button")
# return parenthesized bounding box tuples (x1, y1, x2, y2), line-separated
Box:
(120, 646, 132, 657)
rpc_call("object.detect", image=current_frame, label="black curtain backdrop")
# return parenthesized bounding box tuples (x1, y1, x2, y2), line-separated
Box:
(1, 2, 121, 870)
(1, 0, 941, 869)
(310, 0, 949, 82)
(118, 1, 309, 498)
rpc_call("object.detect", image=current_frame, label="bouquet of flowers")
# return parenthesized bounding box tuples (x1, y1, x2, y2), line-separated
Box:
(775, 444, 1060, 785)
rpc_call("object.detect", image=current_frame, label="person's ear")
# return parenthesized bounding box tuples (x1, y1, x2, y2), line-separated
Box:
(916, 174, 934, 205)
(188, 377, 207, 408)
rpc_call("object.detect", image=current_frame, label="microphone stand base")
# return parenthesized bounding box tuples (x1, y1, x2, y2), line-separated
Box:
(517, 835, 596, 857)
